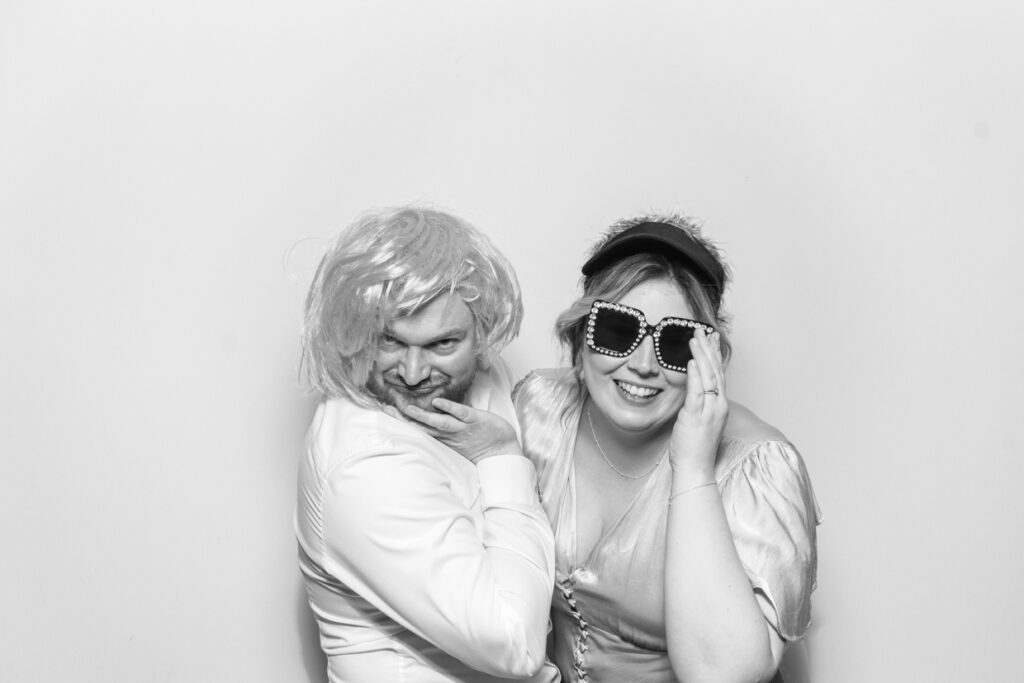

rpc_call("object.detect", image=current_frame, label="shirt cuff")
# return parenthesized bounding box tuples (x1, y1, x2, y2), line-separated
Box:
(476, 455, 540, 508)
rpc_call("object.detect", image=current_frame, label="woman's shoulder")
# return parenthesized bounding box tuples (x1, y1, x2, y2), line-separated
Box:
(513, 369, 580, 437)
(716, 401, 805, 479)
(722, 401, 788, 444)
(513, 369, 581, 481)
(513, 368, 578, 408)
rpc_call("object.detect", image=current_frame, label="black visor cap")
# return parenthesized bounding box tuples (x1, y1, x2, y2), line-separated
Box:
(581, 222, 726, 296)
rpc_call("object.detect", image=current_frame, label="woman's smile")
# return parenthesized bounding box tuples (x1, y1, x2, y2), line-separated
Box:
(613, 379, 661, 402)
(582, 278, 693, 439)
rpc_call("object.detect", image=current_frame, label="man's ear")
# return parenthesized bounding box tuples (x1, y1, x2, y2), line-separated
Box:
(475, 348, 494, 370)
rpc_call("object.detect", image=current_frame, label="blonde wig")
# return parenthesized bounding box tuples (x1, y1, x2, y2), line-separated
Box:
(301, 207, 522, 405)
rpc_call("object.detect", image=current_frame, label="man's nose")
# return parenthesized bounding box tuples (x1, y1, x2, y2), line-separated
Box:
(397, 348, 431, 385)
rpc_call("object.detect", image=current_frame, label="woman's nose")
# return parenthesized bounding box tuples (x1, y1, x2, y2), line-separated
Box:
(626, 335, 659, 375)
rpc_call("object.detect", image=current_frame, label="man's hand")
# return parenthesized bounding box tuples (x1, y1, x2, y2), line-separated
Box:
(401, 398, 522, 464)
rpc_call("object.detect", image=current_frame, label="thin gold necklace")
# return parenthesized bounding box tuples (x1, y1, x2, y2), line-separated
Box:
(586, 408, 664, 480)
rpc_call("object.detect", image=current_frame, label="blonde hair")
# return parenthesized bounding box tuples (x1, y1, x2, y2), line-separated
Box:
(301, 207, 522, 405)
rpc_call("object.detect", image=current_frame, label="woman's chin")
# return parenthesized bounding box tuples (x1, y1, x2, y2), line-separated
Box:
(604, 403, 675, 438)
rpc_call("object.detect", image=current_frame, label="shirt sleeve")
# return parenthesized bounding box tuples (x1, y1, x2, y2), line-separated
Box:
(718, 440, 822, 641)
(319, 436, 556, 679)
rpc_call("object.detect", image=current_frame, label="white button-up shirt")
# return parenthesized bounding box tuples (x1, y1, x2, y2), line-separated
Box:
(295, 361, 559, 682)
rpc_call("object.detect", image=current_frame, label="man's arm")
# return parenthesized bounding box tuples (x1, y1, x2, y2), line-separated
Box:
(320, 436, 554, 678)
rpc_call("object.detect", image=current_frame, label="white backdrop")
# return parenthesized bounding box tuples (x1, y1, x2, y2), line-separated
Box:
(3, 1, 1022, 681)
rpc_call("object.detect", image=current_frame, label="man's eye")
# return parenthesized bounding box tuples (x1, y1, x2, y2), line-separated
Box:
(380, 334, 400, 347)
(431, 339, 457, 351)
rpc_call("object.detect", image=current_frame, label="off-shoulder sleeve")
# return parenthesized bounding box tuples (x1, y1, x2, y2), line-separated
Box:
(514, 370, 579, 458)
(718, 440, 822, 641)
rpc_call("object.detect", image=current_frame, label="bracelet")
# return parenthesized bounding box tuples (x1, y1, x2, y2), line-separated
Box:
(669, 480, 718, 502)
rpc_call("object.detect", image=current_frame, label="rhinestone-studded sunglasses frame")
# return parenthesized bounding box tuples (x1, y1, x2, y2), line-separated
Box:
(585, 299, 715, 372)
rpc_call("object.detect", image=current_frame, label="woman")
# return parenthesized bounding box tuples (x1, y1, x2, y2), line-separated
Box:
(513, 215, 821, 683)
(404, 214, 820, 682)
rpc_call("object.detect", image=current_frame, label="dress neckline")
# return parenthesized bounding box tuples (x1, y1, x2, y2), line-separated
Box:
(564, 404, 669, 571)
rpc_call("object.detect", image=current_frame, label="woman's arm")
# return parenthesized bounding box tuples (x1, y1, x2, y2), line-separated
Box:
(663, 329, 784, 683)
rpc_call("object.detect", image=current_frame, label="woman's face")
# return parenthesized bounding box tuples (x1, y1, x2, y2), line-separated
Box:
(582, 278, 695, 441)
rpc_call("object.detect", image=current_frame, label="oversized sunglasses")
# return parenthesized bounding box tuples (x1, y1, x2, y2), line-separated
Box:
(585, 299, 715, 372)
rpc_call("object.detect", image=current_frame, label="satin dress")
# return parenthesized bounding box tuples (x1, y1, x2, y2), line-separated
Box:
(515, 369, 821, 683)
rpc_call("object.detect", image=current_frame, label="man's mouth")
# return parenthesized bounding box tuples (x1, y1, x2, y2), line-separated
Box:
(614, 380, 661, 401)
(391, 382, 445, 397)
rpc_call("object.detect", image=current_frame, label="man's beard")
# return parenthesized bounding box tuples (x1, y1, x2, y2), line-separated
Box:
(365, 368, 477, 413)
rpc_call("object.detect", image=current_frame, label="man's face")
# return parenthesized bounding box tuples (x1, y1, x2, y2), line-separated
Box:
(366, 293, 479, 412)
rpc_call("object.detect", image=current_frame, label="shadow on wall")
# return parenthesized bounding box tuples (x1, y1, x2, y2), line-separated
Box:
(296, 581, 326, 683)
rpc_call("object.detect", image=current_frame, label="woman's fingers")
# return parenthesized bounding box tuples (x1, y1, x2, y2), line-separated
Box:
(684, 357, 705, 410)
(690, 330, 718, 396)
(709, 331, 726, 394)
(704, 331, 729, 395)
(710, 330, 724, 363)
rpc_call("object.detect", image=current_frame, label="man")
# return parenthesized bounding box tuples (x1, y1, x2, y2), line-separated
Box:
(295, 207, 559, 682)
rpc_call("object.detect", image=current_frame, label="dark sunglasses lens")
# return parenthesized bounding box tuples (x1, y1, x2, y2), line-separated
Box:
(592, 308, 642, 353)
(655, 324, 697, 369)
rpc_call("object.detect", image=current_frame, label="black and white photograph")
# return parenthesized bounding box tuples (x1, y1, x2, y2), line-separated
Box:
(2, 2, 1021, 681)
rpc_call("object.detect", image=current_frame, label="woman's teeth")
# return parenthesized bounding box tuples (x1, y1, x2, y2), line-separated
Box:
(615, 381, 659, 399)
